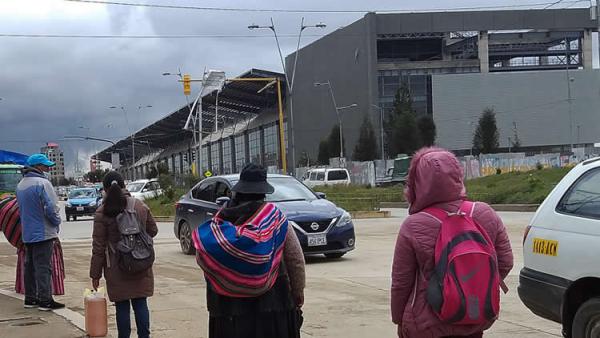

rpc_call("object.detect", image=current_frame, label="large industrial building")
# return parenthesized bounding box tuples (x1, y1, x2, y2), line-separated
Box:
(95, 69, 287, 181)
(97, 7, 600, 180)
(287, 7, 600, 161)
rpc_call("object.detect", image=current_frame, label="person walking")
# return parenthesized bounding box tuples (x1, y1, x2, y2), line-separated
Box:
(89, 171, 158, 338)
(15, 154, 64, 310)
(391, 147, 514, 338)
(192, 163, 305, 338)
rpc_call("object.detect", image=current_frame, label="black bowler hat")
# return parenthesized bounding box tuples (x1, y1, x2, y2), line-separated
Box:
(231, 163, 275, 194)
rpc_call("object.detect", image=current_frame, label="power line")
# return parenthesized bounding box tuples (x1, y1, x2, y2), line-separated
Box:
(64, 0, 586, 14)
(0, 33, 324, 39)
(544, 0, 566, 9)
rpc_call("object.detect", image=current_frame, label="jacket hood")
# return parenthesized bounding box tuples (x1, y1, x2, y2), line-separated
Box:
(405, 147, 466, 214)
(22, 166, 46, 179)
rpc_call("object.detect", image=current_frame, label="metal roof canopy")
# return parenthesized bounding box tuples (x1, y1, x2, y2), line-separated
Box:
(96, 69, 285, 164)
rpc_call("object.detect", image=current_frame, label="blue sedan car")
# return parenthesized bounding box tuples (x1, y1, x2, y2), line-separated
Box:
(174, 174, 356, 258)
(65, 187, 102, 221)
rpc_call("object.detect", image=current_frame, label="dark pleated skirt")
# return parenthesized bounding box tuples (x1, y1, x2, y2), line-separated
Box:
(209, 308, 303, 338)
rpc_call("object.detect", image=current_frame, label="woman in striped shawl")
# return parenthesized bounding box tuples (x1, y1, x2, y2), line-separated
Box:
(0, 194, 65, 297)
(193, 163, 306, 338)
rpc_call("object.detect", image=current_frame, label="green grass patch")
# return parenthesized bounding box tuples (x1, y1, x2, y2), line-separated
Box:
(145, 188, 187, 217)
(313, 185, 404, 211)
(465, 167, 572, 204)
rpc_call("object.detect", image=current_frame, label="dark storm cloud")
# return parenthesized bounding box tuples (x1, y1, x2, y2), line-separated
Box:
(0, 0, 554, 175)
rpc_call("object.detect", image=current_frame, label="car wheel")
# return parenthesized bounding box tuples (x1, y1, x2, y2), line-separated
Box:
(72, 216, 77, 222)
(325, 252, 345, 259)
(179, 221, 195, 255)
(66, 216, 70, 222)
(572, 297, 600, 338)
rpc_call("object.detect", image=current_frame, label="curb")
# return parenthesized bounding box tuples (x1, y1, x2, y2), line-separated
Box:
(154, 216, 174, 222)
(380, 202, 540, 212)
(0, 288, 86, 333)
(351, 211, 391, 219)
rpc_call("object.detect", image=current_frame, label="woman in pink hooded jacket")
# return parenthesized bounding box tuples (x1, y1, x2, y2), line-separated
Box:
(391, 147, 514, 338)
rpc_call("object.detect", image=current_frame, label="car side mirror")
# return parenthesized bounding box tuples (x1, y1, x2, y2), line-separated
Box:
(316, 192, 326, 199)
(142, 188, 148, 192)
(216, 196, 230, 207)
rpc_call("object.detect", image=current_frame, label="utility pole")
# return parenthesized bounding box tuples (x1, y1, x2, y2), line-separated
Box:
(371, 104, 386, 161)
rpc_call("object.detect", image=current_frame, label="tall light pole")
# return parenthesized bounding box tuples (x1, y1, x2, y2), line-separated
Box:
(370, 104, 386, 160)
(249, 18, 326, 173)
(314, 81, 357, 159)
(564, 36, 575, 152)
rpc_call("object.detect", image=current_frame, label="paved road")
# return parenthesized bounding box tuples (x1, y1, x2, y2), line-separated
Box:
(0, 209, 562, 337)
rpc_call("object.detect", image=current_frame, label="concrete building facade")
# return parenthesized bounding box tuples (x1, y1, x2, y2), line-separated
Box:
(286, 7, 600, 160)
(40, 142, 65, 184)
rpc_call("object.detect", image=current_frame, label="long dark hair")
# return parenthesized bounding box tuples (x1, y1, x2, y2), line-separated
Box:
(102, 171, 127, 217)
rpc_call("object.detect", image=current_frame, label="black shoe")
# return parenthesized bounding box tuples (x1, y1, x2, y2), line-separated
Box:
(24, 299, 39, 309)
(38, 300, 65, 311)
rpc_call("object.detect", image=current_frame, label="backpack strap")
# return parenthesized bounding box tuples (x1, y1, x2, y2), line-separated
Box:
(125, 197, 136, 213)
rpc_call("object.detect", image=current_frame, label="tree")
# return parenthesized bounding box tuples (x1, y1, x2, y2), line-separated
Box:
(473, 107, 500, 154)
(387, 82, 421, 157)
(511, 121, 522, 152)
(84, 169, 108, 183)
(146, 166, 158, 179)
(327, 124, 344, 159)
(317, 140, 330, 165)
(417, 115, 437, 147)
(353, 114, 378, 161)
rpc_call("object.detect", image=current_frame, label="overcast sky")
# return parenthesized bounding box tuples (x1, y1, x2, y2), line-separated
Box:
(0, 0, 592, 175)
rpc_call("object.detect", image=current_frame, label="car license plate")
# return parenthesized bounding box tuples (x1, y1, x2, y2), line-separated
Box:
(307, 234, 327, 247)
(532, 238, 558, 256)
(76, 206, 84, 212)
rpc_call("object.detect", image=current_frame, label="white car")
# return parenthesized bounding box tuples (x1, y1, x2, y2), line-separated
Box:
(302, 168, 351, 188)
(126, 179, 162, 201)
(519, 157, 600, 338)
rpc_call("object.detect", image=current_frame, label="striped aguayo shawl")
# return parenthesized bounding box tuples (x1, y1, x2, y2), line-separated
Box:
(0, 196, 23, 248)
(192, 202, 288, 298)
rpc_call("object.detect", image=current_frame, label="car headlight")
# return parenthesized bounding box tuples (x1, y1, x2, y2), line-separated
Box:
(336, 211, 352, 227)
(89, 201, 97, 207)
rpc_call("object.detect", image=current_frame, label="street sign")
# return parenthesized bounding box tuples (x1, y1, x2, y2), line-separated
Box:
(183, 74, 191, 96)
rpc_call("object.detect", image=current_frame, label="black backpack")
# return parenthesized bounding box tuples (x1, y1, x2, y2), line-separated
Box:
(113, 198, 154, 274)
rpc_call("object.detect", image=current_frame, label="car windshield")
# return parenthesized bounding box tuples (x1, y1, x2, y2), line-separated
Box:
(127, 182, 145, 192)
(68, 189, 96, 199)
(232, 177, 318, 202)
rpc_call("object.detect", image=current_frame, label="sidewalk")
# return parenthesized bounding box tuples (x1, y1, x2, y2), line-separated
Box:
(0, 293, 85, 338)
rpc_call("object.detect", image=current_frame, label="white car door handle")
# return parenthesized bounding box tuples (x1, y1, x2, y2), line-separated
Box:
(207, 212, 214, 216)
(187, 209, 195, 213)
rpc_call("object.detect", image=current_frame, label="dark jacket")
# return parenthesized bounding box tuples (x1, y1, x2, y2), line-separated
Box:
(89, 195, 158, 302)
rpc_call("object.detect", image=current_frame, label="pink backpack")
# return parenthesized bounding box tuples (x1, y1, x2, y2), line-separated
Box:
(423, 201, 500, 325)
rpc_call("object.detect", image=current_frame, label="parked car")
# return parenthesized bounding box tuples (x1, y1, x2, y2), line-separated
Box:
(126, 179, 162, 201)
(519, 157, 600, 338)
(174, 174, 356, 258)
(302, 168, 351, 188)
(65, 187, 102, 221)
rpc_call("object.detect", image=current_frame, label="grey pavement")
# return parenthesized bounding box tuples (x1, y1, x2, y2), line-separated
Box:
(0, 293, 84, 338)
(0, 209, 563, 337)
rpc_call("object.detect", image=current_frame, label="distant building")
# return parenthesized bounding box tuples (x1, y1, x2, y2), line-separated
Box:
(90, 156, 103, 172)
(40, 142, 65, 184)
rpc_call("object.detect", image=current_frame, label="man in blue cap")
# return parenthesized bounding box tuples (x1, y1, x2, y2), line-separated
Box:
(15, 154, 64, 310)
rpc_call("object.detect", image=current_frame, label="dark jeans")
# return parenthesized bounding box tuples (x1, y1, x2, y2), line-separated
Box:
(115, 298, 150, 338)
(24, 239, 54, 304)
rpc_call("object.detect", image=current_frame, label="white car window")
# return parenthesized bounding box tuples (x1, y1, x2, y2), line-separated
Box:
(309, 171, 317, 181)
(327, 170, 348, 181)
(316, 171, 325, 181)
(557, 168, 600, 219)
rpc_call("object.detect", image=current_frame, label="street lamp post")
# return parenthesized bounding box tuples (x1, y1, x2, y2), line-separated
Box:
(370, 104, 386, 161)
(314, 81, 357, 159)
(249, 18, 326, 173)
(109, 105, 152, 180)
